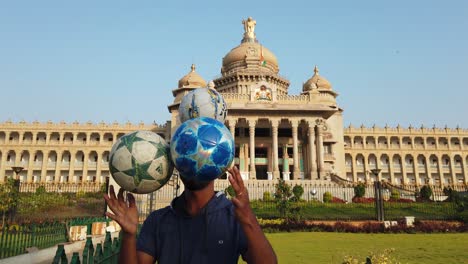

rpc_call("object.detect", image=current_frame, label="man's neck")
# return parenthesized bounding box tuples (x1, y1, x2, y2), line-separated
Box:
(183, 182, 215, 216)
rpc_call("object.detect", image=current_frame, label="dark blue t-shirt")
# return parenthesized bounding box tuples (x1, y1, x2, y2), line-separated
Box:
(137, 192, 247, 264)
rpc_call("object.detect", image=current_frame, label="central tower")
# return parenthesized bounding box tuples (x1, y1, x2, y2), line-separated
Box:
(214, 17, 290, 95)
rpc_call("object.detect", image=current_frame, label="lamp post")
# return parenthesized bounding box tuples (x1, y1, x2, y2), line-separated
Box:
(371, 168, 384, 221)
(371, 168, 381, 182)
(10, 166, 23, 222)
(11, 166, 24, 180)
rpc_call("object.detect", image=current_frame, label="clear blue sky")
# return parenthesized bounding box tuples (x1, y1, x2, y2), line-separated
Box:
(1, 0, 467, 128)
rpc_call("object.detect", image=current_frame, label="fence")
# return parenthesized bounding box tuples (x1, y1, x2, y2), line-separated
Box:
(129, 179, 465, 222)
(53, 231, 120, 264)
(0, 221, 67, 259)
(19, 182, 103, 193)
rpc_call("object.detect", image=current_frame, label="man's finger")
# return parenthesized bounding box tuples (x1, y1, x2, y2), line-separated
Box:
(109, 185, 117, 200)
(117, 188, 125, 203)
(105, 212, 118, 222)
(228, 174, 241, 192)
(127, 193, 136, 208)
(233, 166, 245, 188)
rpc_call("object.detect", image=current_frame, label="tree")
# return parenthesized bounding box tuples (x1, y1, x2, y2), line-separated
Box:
(274, 179, 302, 221)
(292, 185, 304, 202)
(354, 183, 366, 198)
(418, 185, 433, 201)
(0, 178, 20, 226)
(274, 179, 292, 218)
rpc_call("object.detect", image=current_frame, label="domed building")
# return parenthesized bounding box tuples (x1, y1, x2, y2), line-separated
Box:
(169, 18, 345, 181)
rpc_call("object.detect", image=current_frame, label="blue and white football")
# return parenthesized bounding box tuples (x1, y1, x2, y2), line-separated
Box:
(170, 117, 234, 182)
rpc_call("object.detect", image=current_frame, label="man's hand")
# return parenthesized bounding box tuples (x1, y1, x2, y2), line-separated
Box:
(227, 166, 255, 226)
(104, 185, 139, 236)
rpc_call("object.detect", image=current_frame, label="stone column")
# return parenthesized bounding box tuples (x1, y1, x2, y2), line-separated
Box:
(413, 157, 420, 186)
(239, 143, 245, 171)
(308, 121, 317, 179)
(437, 154, 444, 186)
(96, 153, 102, 184)
(40, 151, 48, 183)
(248, 119, 256, 180)
(363, 155, 369, 182)
(0, 152, 7, 182)
(82, 152, 89, 183)
(271, 119, 280, 179)
(282, 145, 290, 180)
(45, 132, 50, 145)
(26, 154, 34, 183)
(388, 158, 395, 184)
(424, 155, 432, 185)
(69, 151, 76, 183)
(449, 155, 457, 185)
(228, 118, 237, 138)
(315, 119, 325, 177)
(55, 152, 63, 183)
(351, 155, 357, 182)
(401, 158, 408, 185)
(291, 119, 300, 180)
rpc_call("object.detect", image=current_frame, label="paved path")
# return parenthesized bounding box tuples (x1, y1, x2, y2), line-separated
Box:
(0, 232, 119, 264)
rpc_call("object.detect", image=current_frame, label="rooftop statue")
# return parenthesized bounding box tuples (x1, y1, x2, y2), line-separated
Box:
(242, 17, 256, 39)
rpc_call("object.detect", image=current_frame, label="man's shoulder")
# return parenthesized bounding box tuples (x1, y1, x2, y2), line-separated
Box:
(145, 205, 174, 221)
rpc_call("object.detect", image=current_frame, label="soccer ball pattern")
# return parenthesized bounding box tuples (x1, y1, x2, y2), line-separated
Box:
(109, 131, 174, 194)
(179, 88, 228, 123)
(170, 117, 235, 182)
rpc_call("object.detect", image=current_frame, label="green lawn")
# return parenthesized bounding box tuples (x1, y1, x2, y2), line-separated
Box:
(240, 232, 468, 264)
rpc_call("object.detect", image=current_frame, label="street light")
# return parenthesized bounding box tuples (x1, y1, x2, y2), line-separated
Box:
(371, 168, 381, 182)
(10, 166, 23, 222)
(11, 166, 24, 180)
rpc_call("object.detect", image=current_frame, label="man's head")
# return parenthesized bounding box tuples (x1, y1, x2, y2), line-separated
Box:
(181, 177, 212, 191)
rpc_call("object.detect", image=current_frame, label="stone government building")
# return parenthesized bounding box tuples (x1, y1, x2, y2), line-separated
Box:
(1, 18, 467, 187)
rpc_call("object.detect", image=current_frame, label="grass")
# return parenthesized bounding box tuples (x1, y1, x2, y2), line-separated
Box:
(239, 232, 468, 264)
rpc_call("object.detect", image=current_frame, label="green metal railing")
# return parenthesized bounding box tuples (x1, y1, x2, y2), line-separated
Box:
(0, 221, 67, 259)
(52, 231, 121, 264)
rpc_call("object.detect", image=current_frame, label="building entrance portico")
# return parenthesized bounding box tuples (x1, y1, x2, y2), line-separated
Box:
(225, 116, 336, 181)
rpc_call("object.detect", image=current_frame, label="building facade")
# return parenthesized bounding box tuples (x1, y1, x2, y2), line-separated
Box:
(1, 18, 467, 186)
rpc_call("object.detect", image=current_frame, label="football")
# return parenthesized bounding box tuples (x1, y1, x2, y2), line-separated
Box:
(109, 130, 174, 194)
(178, 88, 228, 123)
(170, 117, 235, 182)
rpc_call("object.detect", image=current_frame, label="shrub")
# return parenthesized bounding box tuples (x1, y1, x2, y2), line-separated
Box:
(225, 185, 235, 198)
(263, 191, 272, 201)
(443, 187, 461, 202)
(35, 185, 47, 195)
(292, 185, 304, 201)
(354, 183, 365, 198)
(76, 190, 87, 199)
(390, 189, 400, 200)
(352, 197, 375, 203)
(331, 197, 346, 203)
(323, 192, 332, 203)
(418, 185, 433, 201)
